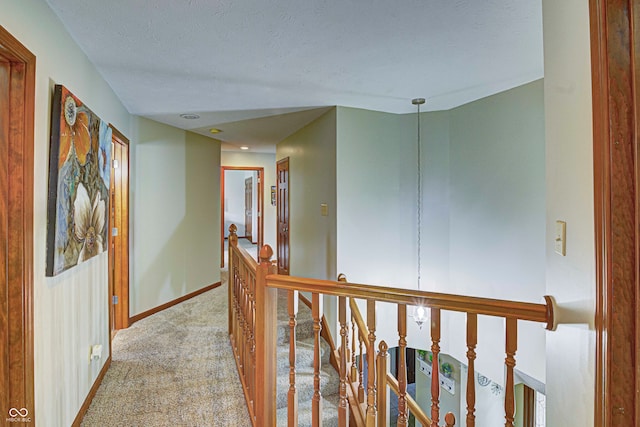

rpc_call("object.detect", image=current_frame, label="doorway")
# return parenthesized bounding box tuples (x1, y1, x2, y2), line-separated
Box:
(220, 166, 264, 267)
(108, 125, 130, 333)
(0, 25, 35, 423)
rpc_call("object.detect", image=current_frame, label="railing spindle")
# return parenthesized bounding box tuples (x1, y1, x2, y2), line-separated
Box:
(466, 313, 477, 427)
(288, 290, 298, 427)
(397, 304, 408, 427)
(430, 307, 441, 427)
(351, 312, 358, 383)
(504, 318, 517, 427)
(338, 295, 349, 426)
(312, 292, 323, 427)
(358, 336, 365, 403)
(228, 224, 237, 336)
(376, 341, 388, 427)
(366, 300, 377, 427)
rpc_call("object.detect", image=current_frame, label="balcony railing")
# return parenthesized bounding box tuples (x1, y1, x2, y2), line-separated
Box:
(227, 226, 556, 426)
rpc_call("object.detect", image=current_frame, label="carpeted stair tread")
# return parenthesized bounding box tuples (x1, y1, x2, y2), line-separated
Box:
(276, 389, 340, 427)
(275, 290, 341, 425)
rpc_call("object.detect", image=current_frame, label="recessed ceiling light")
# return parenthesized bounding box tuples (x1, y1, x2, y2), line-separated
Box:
(240, 146, 249, 150)
(179, 113, 200, 120)
(209, 128, 222, 134)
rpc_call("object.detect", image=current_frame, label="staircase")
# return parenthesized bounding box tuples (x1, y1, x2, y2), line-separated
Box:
(275, 291, 340, 426)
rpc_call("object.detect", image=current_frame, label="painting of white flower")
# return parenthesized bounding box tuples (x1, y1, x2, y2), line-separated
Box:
(73, 183, 105, 262)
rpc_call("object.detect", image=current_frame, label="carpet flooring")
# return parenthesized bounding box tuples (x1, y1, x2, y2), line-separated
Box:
(81, 284, 252, 427)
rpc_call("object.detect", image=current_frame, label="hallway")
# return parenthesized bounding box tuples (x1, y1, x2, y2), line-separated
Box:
(81, 284, 251, 426)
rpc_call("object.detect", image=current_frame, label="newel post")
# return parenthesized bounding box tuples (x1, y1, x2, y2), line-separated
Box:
(228, 224, 238, 336)
(255, 244, 278, 426)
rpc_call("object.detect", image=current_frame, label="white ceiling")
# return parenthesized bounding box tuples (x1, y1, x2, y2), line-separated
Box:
(44, 0, 543, 153)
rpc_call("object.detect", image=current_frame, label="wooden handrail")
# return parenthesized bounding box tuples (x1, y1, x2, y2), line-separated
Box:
(387, 372, 431, 426)
(266, 274, 553, 328)
(229, 237, 557, 427)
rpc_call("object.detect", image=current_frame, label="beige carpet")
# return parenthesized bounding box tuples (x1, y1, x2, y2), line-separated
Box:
(81, 283, 252, 427)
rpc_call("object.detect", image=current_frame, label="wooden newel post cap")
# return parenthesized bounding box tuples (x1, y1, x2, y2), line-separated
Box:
(337, 273, 347, 282)
(444, 412, 456, 426)
(259, 245, 273, 263)
(229, 224, 237, 235)
(378, 340, 388, 353)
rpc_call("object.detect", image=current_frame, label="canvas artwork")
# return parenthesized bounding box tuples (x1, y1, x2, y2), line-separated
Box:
(46, 84, 111, 276)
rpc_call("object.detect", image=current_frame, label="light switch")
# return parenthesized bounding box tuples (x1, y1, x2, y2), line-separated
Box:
(555, 220, 566, 256)
(320, 203, 328, 216)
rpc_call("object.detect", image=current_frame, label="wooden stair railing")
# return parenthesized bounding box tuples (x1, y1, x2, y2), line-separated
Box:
(227, 229, 556, 427)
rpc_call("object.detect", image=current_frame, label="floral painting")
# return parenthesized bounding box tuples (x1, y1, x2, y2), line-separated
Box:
(46, 85, 111, 276)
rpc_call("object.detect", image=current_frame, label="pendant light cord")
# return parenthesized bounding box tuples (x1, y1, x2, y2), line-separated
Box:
(412, 98, 425, 292)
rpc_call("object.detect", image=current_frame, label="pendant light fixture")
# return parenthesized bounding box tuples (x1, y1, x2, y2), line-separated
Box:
(411, 97, 428, 328)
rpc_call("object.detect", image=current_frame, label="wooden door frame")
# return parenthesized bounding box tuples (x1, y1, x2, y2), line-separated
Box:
(220, 166, 264, 267)
(108, 125, 130, 332)
(0, 24, 35, 423)
(244, 177, 254, 242)
(590, 0, 639, 425)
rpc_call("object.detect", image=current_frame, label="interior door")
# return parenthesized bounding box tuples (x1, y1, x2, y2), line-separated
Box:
(245, 177, 253, 241)
(109, 126, 130, 331)
(277, 158, 290, 275)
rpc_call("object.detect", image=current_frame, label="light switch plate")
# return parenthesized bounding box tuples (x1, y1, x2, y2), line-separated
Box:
(555, 220, 566, 256)
(320, 203, 328, 216)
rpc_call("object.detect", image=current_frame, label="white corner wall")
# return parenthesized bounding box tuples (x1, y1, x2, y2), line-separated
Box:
(221, 151, 277, 249)
(447, 80, 546, 382)
(130, 117, 221, 316)
(542, 0, 595, 425)
(0, 2, 131, 425)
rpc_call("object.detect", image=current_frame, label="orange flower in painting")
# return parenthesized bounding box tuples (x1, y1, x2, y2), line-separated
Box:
(58, 89, 91, 168)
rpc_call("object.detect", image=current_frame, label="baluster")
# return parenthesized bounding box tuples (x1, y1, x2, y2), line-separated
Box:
(445, 412, 456, 427)
(338, 295, 349, 426)
(237, 271, 245, 371)
(312, 292, 323, 427)
(430, 308, 441, 427)
(376, 341, 388, 427)
(504, 318, 517, 427)
(249, 274, 256, 405)
(466, 313, 477, 427)
(243, 267, 250, 379)
(366, 300, 377, 427)
(397, 304, 408, 427)
(351, 312, 358, 383)
(288, 290, 298, 427)
(228, 225, 238, 335)
(358, 336, 365, 403)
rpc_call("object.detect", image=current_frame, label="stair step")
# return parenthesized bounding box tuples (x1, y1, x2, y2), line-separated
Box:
(276, 390, 340, 427)
(274, 290, 340, 424)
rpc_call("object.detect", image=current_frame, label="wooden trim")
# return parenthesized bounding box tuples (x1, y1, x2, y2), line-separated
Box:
(591, 0, 639, 425)
(220, 166, 265, 267)
(0, 24, 35, 424)
(270, 275, 552, 325)
(522, 385, 535, 427)
(129, 282, 221, 325)
(71, 356, 112, 427)
(108, 124, 130, 332)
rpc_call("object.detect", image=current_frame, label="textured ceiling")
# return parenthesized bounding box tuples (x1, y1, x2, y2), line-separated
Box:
(44, 0, 543, 152)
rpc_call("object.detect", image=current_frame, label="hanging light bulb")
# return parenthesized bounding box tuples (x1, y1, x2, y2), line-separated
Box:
(411, 97, 428, 328)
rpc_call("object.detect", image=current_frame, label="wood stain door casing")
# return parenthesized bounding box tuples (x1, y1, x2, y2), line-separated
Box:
(0, 24, 35, 425)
